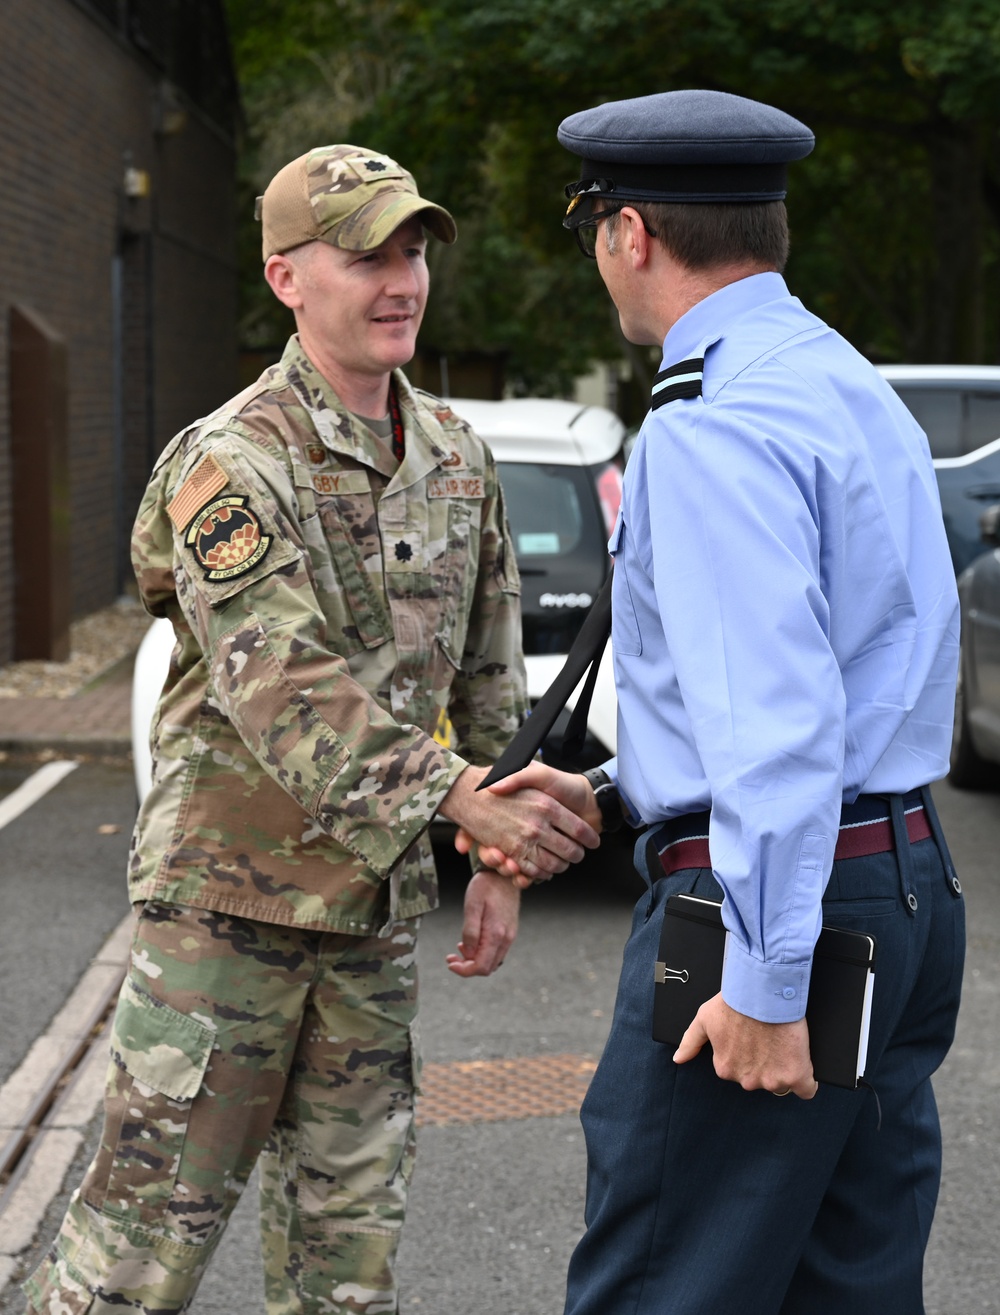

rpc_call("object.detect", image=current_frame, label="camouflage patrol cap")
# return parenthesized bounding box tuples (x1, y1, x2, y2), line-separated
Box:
(257, 144, 457, 260)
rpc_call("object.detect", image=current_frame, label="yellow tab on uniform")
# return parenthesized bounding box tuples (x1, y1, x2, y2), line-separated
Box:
(427, 474, 485, 500)
(167, 454, 229, 531)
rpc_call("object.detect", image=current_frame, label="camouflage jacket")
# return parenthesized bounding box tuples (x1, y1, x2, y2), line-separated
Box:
(129, 336, 526, 933)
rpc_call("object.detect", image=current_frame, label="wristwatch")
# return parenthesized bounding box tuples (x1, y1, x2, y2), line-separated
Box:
(581, 766, 625, 834)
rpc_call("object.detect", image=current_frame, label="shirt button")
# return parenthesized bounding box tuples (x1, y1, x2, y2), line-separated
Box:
(781, 986, 796, 1000)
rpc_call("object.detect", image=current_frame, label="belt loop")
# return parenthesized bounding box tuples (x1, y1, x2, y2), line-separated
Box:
(889, 793, 919, 915)
(920, 785, 963, 898)
(639, 828, 662, 920)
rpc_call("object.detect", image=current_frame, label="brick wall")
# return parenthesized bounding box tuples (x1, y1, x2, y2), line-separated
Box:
(0, 0, 238, 662)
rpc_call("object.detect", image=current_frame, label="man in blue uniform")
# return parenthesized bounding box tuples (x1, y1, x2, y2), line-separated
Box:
(476, 90, 965, 1313)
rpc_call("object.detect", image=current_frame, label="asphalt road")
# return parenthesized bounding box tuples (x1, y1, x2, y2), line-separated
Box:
(0, 762, 134, 1088)
(0, 766, 997, 1314)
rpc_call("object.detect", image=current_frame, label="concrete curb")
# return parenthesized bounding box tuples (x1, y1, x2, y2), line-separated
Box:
(0, 736, 132, 762)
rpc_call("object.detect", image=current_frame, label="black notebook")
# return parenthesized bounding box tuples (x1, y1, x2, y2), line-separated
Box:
(653, 894, 877, 1089)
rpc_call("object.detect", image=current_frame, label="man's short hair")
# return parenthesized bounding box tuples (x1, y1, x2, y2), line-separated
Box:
(606, 200, 789, 273)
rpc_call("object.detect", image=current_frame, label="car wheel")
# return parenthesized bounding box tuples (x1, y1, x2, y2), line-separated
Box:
(949, 650, 997, 789)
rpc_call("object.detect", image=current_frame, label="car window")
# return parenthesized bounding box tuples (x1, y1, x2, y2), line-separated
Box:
(892, 388, 963, 458)
(498, 461, 609, 655)
(890, 385, 1000, 458)
(498, 462, 588, 557)
(966, 392, 1000, 451)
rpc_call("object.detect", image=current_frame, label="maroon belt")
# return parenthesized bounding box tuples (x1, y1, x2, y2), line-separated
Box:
(658, 805, 932, 879)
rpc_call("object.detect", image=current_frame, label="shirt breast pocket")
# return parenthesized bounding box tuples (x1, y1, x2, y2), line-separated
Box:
(424, 488, 482, 660)
(609, 514, 643, 658)
(313, 493, 392, 652)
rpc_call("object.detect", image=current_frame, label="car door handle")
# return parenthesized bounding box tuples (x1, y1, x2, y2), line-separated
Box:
(964, 485, 1000, 500)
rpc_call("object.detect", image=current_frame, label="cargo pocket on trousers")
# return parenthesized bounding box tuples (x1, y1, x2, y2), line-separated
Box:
(85, 976, 215, 1227)
(22, 1246, 95, 1315)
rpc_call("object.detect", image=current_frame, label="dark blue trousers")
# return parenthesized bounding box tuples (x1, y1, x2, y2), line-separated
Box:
(565, 793, 965, 1315)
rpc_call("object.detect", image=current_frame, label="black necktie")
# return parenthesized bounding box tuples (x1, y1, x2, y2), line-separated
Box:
(478, 570, 614, 789)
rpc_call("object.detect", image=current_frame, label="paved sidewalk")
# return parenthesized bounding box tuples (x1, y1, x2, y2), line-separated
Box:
(0, 599, 148, 762)
(0, 659, 134, 761)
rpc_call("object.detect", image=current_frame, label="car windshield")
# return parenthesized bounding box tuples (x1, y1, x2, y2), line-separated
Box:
(500, 462, 590, 558)
(892, 386, 1000, 459)
(498, 460, 612, 654)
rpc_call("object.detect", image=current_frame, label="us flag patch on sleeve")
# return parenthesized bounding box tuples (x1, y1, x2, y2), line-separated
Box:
(167, 454, 229, 531)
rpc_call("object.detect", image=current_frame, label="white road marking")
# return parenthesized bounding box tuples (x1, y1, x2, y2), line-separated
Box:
(0, 761, 79, 832)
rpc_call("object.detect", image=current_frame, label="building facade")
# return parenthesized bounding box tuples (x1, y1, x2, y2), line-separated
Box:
(0, 0, 240, 663)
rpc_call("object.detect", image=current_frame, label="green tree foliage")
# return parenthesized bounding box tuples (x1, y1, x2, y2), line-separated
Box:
(225, 0, 1000, 394)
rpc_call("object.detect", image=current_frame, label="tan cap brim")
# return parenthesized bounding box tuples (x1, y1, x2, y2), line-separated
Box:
(326, 190, 457, 251)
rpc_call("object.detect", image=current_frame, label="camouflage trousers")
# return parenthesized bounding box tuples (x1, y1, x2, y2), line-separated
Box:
(23, 901, 421, 1315)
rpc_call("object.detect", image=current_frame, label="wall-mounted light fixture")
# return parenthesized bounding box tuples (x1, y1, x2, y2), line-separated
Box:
(124, 166, 151, 199)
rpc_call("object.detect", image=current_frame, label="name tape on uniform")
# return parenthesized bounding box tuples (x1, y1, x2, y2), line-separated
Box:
(311, 470, 371, 497)
(427, 474, 484, 500)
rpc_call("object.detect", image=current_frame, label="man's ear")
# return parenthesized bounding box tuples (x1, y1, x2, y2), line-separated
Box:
(620, 207, 651, 270)
(264, 253, 304, 310)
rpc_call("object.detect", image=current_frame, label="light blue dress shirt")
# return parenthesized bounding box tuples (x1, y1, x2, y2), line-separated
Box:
(609, 272, 959, 1023)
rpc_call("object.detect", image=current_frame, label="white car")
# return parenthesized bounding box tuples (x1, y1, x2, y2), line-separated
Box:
(132, 398, 625, 802)
(448, 397, 624, 771)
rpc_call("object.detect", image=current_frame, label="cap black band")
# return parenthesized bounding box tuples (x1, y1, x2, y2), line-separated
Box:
(578, 158, 789, 203)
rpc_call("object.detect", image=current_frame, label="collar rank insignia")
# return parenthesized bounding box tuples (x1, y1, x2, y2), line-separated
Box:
(650, 357, 704, 410)
(185, 495, 271, 581)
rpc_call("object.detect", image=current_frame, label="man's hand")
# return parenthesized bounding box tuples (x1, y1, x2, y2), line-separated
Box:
(446, 870, 520, 977)
(673, 992, 818, 1100)
(439, 764, 600, 882)
(451, 762, 601, 888)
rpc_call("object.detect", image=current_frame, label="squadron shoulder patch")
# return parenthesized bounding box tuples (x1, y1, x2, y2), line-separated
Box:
(167, 454, 228, 531)
(185, 495, 271, 581)
(650, 357, 704, 410)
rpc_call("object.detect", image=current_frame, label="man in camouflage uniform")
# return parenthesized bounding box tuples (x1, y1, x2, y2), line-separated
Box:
(24, 145, 598, 1315)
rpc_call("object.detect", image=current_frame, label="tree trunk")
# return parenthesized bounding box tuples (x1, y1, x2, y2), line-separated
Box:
(925, 125, 985, 363)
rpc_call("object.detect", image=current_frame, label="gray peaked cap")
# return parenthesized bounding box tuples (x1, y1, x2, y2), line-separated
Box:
(558, 89, 815, 205)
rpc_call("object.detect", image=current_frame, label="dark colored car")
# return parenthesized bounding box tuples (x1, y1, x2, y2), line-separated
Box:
(878, 366, 1000, 575)
(950, 503, 1000, 788)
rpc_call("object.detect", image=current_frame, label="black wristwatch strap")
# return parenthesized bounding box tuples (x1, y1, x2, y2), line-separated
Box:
(582, 767, 625, 834)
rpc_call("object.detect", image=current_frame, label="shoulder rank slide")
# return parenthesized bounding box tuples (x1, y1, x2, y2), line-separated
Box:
(651, 357, 704, 410)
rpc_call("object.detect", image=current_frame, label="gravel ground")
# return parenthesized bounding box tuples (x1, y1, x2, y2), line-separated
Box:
(0, 599, 151, 701)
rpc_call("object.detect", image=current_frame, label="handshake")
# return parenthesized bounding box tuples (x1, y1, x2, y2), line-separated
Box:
(438, 761, 605, 890)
